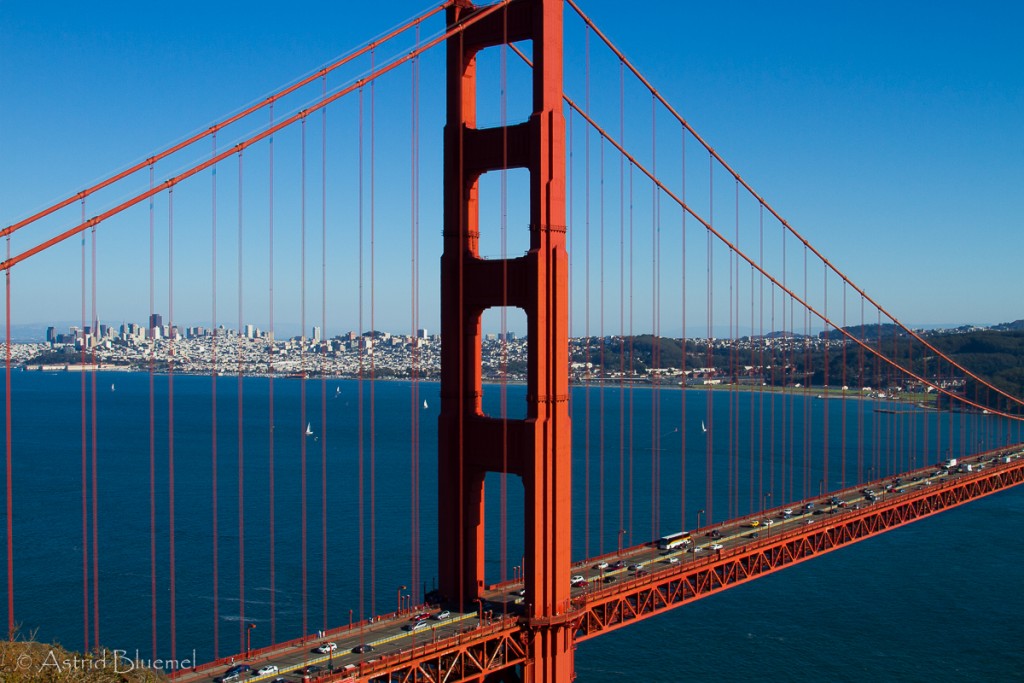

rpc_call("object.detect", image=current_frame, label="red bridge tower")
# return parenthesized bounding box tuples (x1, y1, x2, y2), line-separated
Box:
(439, 0, 573, 680)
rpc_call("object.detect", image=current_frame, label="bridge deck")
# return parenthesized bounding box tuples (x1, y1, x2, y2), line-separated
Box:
(175, 446, 1024, 682)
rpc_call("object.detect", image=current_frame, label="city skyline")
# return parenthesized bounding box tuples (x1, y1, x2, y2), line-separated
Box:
(2, 1, 1021, 336)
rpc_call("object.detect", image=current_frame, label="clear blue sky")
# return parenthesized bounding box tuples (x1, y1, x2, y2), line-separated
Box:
(1, 1, 1021, 337)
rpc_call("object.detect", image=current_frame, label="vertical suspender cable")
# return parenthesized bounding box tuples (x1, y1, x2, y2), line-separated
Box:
(622, 147, 630, 540)
(823, 263, 829, 494)
(748, 217, 756, 515)
(842, 282, 848, 489)
(705, 155, 713, 523)
(500, 17, 509, 590)
(781, 227, 789, 502)
(357, 77, 366, 622)
(147, 172, 156, 658)
(78, 198, 89, 653)
(769, 282, 776, 499)
(798, 246, 806, 501)
(300, 114, 309, 639)
(858, 297, 865, 482)
(599, 135, 606, 554)
(729, 179, 737, 520)
(680, 128, 686, 533)
(267, 104, 278, 645)
(729, 180, 736, 519)
(617, 59, 625, 550)
(756, 205, 763, 502)
(3, 234, 10, 639)
(583, 25, 590, 559)
(90, 206, 100, 650)
(210, 134, 220, 659)
(84, 196, 94, 651)
(370, 47, 378, 617)
(167, 188, 176, 661)
(409, 32, 420, 603)
(650, 93, 659, 538)
(321, 72, 329, 632)
(237, 151, 246, 653)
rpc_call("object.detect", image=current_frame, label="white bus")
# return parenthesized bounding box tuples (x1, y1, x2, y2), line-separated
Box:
(658, 531, 692, 550)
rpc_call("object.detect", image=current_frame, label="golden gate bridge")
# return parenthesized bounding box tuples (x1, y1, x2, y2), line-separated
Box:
(2, 1, 1022, 681)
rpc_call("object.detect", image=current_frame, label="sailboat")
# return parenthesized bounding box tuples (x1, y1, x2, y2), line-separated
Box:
(305, 422, 313, 436)
(701, 420, 707, 434)
(110, 383, 115, 392)
(423, 399, 428, 409)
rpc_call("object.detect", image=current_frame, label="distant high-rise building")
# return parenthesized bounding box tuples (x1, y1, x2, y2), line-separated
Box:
(312, 326, 322, 343)
(417, 328, 428, 339)
(46, 327, 56, 344)
(149, 313, 163, 330)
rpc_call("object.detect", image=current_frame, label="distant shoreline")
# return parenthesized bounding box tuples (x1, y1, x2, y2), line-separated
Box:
(20, 363, 938, 409)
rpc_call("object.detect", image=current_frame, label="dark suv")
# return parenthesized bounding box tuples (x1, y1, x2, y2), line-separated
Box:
(215, 664, 251, 682)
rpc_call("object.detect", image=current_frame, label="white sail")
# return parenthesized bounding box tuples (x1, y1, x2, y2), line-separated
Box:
(305, 422, 313, 436)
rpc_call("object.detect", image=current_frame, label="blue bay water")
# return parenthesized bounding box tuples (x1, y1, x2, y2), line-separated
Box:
(2, 370, 1023, 680)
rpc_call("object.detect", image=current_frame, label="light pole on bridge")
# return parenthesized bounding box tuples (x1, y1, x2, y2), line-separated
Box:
(246, 622, 256, 658)
(397, 585, 407, 615)
(617, 529, 627, 556)
(763, 493, 772, 537)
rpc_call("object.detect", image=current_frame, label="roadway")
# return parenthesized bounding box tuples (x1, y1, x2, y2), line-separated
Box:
(180, 446, 1023, 682)
(182, 610, 479, 682)
(501, 447, 1024, 606)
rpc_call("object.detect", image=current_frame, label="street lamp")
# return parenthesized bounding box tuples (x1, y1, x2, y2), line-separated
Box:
(762, 493, 772, 537)
(617, 529, 627, 556)
(397, 585, 407, 615)
(475, 598, 484, 627)
(696, 509, 705, 533)
(246, 622, 256, 658)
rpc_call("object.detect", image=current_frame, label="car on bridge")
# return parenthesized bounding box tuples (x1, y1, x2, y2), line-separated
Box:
(315, 642, 338, 654)
(404, 620, 430, 632)
(435, 610, 451, 620)
(214, 664, 250, 682)
(352, 644, 374, 654)
(256, 665, 279, 676)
